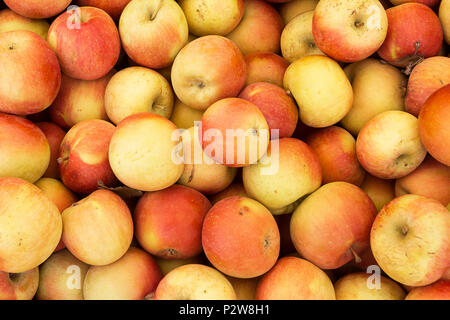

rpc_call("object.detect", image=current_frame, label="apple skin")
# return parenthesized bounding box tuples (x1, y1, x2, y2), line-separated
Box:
(154, 264, 236, 300)
(389, 0, 440, 6)
(109, 112, 184, 192)
(48, 6, 121, 81)
(61, 189, 134, 266)
(209, 182, 249, 205)
(0, 9, 49, 39)
(291, 182, 377, 270)
(244, 52, 289, 87)
(49, 71, 115, 129)
(226, 0, 283, 56)
(334, 272, 406, 300)
(279, 0, 319, 25)
(3, 0, 71, 19)
(171, 35, 246, 111)
(36, 249, 88, 300)
(0, 30, 61, 115)
(36, 122, 65, 179)
(169, 99, 204, 129)
(0, 177, 62, 273)
(243, 138, 322, 213)
(202, 196, 280, 278)
(418, 84, 450, 166)
(239, 82, 298, 139)
(312, 0, 388, 63)
(119, 0, 188, 69)
(360, 174, 395, 211)
(395, 156, 450, 206)
(105, 67, 174, 125)
(371, 195, 450, 286)
(405, 57, 450, 117)
(226, 276, 259, 300)
(75, 0, 132, 20)
(441, 0, 450, 45)
(135, 184, 211, 259)
(356, 110, 427, 179)
(0, 113, 50, 183)
(255, 256, 336, 300)
(83, 247, 162, 300)
(155, 256, 204, 276)
(284, 55, 353, 128)
(0, 268, 39, 300)
(305, 126, 366, 186)
(341, 58, 407, 136)
(201, 98, 270, 167)
(377, 3, 443, 67)
(405, 280, 450, 300)
(179, 0, 244, 36)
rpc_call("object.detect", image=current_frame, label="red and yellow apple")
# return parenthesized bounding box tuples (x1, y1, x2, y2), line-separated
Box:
(75, 0, 132, 20)
(0, 8, 49, 39)
(360, 174, 395, 211)
(36, 122, 65, 179)
(0, 268, 39, 300)
(405, 280, 450, 300)
(4, 0, 71, 19)
(244, 52, 289, 87)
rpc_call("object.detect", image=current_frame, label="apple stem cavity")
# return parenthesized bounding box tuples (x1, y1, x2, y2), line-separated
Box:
(401, 225, 409, 236)
(150, 0, 163, 21)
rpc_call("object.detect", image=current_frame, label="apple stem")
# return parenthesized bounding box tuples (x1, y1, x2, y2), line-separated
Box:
(57, 156, 69, 164)
(350, 247, 362, 264)
(150, 0, 163, 21)
(401, 225, 409, 236)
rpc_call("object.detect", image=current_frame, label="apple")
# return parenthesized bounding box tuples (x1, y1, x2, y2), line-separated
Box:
(0, 30, 61, 115)
(243, 138, 322, 213)
(62, 189, 134, 266)
(36, 249, 88, 300)
(83, 247, 162, 300)
(395, 156, 450, 206)
(405, 57, 450, 117)
(201, 98, 269, 167)
(119, 0, 188, 69)
(244, 52, 289, 87)
(36, 122, 65, 179)
(3, 0, 71, 19)
(405, 280, 450, 300)
(441, 0, 450, 45)
(284, 55, 353, 128)
(202, 196, 280, 278)
(0, 113, 50, 183)
(334, 272, 406, 300)
(377, 3, 443, 67)
(356, 110, 427, 179)
(109, 112, 184, 191)
(154, 264, 236, 300)
(58, 119, 118, 194)
(341, 58, 407, 136)
(255, 256, 336, 300)
(313, 0, 388, 63)
(226, 276, 259, 300)
(238, 82, 298, 139)
(281, 11, 324, 63)
(418, 84, 450, 166)
(49, 71, 115, 129)
(75, 0, 132, 20)
(226, 0, 283, 56)
(371, 194, 450, 286)
(48, 6, 120, 80)
(0, 177, 62, 273)
(0, 268, 39, 300)
(360, 174, 395, 211)
(171, 35, 246, 111)
(179, 126, 237, 194)
(134, 184, 211, 259)
(0, 9, 49, 39)
(155, 256, 204, 276)
(305, 126, 366, 186)
(169, 99, 204, 129)
(291, 182, 377, 270)
(389, 0, 440, 6)
(209, 182, 249, 205)
(179, 0, 244, 36)
(279, 0, 319, 25)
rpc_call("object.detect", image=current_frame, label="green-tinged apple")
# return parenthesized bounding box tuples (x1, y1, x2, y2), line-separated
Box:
(0, 268, 39, 300)
(36, 249, 88, 300)
(169, 99, 204, 129)
(202, 196, 280, 278)
(155, 256, 204, 276)
(356, 110, 427, 179)
(83, 247, 162, 300)
(62, 189, 134, 266)
(360, 174, 395, 211)
(109, 112, 184, 191)
(0, 177, 62, 273)
(0, 114, 50, 183)
(171, 35, 246, 110)
(105, 67, 173, 125)
(279, 0, 319, 25)
(4, 0, 71, 18)
(371, 195, 450, 286)
(76, 0, 132, 20)
(405, 280, 450, 300)
(0, 9, 49, 39)
(284, 55, 353, 128)
(36, 122, 65, 179)
(441, 0, 450, 44)
(0, 30, 60, 115)
(255, 256, 336, 300)
(226, 276, 259, 300)
(244, 52, 289, 87)
(291, 182, 377, 269)
(119, 0, 188, 69)
(48, 6, 120, 80)
(209, 182, 249, 205)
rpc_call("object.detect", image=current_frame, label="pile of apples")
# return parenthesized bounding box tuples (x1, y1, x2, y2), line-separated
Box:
(0, 0, 449, 301)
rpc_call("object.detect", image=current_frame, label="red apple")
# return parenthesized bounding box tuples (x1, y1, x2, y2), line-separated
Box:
(244, 52, 289, 87)
(405, 280, 450, 300)
(4, 0, 71, 19)
(76, 0, 132, 20)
